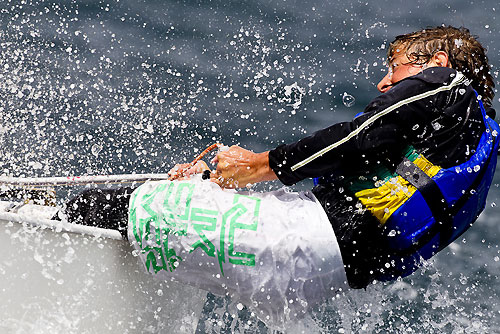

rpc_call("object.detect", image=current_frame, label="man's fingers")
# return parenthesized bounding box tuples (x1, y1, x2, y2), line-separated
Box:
(168, 163, 189, 175)
(209, 171, 223, 186)
(185, 160, 209, 175)
(209, 172, 238, 189)
(209, 171, 230, 188)
(167, 161, 211, 181)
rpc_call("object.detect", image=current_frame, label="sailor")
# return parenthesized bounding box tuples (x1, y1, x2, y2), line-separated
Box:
(64, 26, 498, 323)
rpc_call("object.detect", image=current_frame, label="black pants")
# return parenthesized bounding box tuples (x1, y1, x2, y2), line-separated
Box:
(64, 187, 135, 239)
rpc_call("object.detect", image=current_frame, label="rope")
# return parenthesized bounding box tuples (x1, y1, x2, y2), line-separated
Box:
(0, 174, 172, 187)
(0, 143, 222, 188)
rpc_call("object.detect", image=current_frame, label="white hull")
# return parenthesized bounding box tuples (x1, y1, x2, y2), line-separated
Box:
(0, 202, 207, 333)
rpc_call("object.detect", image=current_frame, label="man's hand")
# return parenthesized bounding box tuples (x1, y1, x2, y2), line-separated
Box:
(168, 160, 210, 180)
(211, 145, 277, 188)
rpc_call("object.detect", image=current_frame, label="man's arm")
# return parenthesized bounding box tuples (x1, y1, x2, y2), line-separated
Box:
(211, 146, 277, 188)
(268, 68, 470, 185)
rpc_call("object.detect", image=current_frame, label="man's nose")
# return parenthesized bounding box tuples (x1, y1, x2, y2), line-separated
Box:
(377, 73, 392, 93)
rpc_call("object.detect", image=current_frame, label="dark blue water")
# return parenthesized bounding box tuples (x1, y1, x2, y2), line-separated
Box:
(1, 0, 500, 332)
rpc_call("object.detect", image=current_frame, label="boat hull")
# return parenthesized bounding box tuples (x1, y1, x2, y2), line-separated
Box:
(0, 202, 207, 333)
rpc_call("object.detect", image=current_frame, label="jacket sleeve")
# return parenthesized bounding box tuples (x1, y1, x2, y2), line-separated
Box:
(268, 68, 471, 185)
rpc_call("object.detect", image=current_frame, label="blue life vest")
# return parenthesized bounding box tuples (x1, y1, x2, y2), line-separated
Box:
(380, 97, 499, 278)
(314, 96, 499, 279)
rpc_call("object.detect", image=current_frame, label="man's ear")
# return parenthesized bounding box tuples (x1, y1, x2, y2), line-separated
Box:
(431, 51, 451, 68)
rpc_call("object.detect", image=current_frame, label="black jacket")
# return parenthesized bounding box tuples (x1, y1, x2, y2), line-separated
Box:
(269, 67, 494, 288)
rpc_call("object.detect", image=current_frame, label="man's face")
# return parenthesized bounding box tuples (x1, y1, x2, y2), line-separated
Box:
(376, 50, 425, 93)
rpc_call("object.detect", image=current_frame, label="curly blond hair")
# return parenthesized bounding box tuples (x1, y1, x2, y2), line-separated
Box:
(388, 26, 494, 106)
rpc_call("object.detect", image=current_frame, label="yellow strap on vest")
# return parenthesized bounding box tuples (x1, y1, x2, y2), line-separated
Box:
(355, 155, 441, 224)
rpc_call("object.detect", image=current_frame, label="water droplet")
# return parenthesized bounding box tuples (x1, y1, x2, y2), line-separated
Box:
(342, 93, 355, 107)
(388, 230, 397, 237)
(91, 144, 102, 157)
(432, 122, 442, 130)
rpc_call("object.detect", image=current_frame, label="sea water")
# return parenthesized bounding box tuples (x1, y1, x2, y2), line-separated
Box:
(0, 0, 499, 332)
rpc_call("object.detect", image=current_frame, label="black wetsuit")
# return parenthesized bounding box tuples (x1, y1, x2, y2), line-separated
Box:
(64, 187, 134, 239)
(269, 67, 494, 288)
